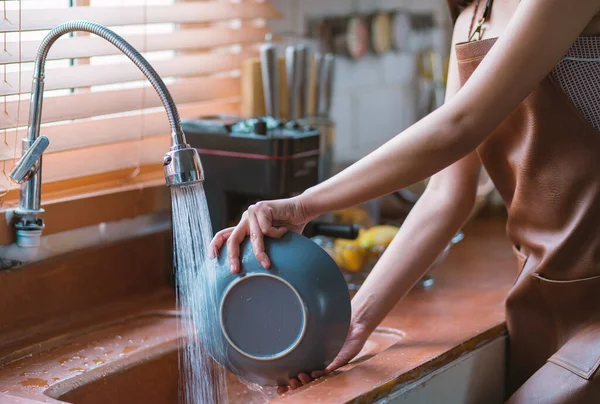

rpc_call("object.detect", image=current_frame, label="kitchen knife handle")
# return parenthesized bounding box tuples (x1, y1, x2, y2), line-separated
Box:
(322, 53, 335, 118)
(286, 46, 299, 121)
(296, 45, 309, 119)
(260, 43, 279, 119)
(313, 52, 325, 117)
(304, 222, 360, 240)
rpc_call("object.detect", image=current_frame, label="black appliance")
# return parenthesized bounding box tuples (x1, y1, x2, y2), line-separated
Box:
(182, 116, 321, 234)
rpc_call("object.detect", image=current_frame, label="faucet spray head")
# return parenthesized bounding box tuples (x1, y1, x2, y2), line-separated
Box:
(163, 145, 204, 187)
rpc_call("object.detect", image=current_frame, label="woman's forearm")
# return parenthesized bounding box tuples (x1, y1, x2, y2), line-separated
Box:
(350, 186, 475, 333)
(298, 105, 475, 217)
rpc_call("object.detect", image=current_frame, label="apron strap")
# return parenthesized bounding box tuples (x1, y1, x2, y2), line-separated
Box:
(469, 0, 494, 41)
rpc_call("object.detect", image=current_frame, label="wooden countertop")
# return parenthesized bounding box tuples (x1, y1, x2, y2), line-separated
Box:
(278, 215, 515, 403)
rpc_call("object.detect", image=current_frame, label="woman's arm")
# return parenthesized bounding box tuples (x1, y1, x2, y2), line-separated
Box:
(350, 158, 480, 333)
(299, 0, 600, 218)
(281, 14, 483, 389)
(292, 159, 481, 387)
(345, 9, 483, 337)
(322, 12, 483, 372)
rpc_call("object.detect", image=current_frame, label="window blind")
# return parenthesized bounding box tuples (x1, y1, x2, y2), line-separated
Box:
(0, 0, 279, 204)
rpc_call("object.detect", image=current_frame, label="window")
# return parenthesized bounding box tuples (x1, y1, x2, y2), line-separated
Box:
(0, 0, 279, 244)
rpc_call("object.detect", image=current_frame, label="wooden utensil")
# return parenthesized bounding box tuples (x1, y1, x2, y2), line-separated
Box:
(241, 56, 288, 118)
(368, 11, 393, 55)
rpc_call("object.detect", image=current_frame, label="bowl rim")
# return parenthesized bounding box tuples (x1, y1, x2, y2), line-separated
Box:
(219, 273, 309, 362)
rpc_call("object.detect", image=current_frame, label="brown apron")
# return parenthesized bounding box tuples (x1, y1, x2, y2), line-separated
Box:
(456, 39, 600, 402)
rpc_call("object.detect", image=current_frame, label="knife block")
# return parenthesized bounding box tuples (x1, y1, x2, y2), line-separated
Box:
(241, 56, 318, 120)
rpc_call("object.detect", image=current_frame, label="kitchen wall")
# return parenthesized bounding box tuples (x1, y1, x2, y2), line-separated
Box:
(268, 0, 453, 164)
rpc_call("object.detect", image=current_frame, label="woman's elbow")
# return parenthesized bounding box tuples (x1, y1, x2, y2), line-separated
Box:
(439, 105, 487, 159)
(424, 179, 478, 219)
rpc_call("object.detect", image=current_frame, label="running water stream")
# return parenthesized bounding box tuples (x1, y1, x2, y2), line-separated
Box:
(171, 183, 277, 403)
(171, 183, 228, 403)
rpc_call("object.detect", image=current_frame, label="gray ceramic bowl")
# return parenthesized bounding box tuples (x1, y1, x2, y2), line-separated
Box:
(207, 231, 351, 386)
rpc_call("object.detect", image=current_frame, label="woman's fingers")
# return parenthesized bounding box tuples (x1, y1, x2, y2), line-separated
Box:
(264, 226, 288, 239)
(324, 330, 366, 373)
(324, 358, 344, 373)
(275, 372, 319, 396)
(255, 202, 289, 239)
(289, 378, 302, 390)
(325, 354, 351, 374)
(208, 228, 234, 259)
(247, 207, 270, 269)
(311, 370, 328, 378)
(256, 203, 277, 234)
(214, 200, 301, 273)
(297, 373, 312, 385)
(227, 216, 249, 273)
(254, 203, 288, 240)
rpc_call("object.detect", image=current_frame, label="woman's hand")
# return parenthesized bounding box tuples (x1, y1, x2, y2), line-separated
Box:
(276, 320, 371, 395)
(209, 197, 314, 273)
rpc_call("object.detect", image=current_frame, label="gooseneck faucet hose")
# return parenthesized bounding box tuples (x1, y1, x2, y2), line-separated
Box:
(8, 21, 204, 247)
(30, 21, 185, 147)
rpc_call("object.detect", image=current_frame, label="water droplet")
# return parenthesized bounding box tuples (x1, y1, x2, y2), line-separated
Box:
(122, 345, 139, 354)
(19, 378, 49, 388)
(20, 372, 32, 377)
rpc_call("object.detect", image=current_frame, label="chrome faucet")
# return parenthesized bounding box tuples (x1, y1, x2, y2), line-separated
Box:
(8, 21, 204, 248)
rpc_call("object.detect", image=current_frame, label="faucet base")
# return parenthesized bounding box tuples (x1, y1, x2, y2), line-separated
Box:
(15, 229, 43, 248)
(9, 208, 45, 248)
(0, 211, 43, 260)
(13, 207, 45, 217)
